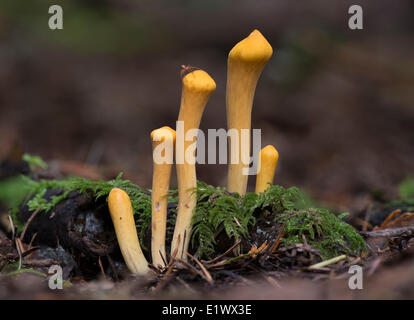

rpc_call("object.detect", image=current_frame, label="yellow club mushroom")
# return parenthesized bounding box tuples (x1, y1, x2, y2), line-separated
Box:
(171, 66, 216, 260)
(150, 126, 176, 269)
(108, 188, 150, 275)
(255, 145, 279, 194)
(226, 29, 273, 195)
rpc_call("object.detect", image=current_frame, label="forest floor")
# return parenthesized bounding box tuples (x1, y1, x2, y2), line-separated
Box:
(1, 154, 414, 300)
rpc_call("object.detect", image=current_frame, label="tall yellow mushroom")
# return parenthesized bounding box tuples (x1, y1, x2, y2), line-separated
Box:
(255, 145, 279, 194)
(151, 126, 176, 269)
(171, 67, 216, 260)
(108, 188, 150, 275)
(226, 30, 273, 195)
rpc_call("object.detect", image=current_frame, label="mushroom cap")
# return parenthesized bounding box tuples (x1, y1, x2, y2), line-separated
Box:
(151, 126, 176, 143)
(229, 29, 273, 63)
(260, 144, 279, 162)
(182, 69, 216, 93)
(108, 188, 131, 214)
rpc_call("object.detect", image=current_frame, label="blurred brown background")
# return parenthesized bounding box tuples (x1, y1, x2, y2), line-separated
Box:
(0, 0, 413, 209)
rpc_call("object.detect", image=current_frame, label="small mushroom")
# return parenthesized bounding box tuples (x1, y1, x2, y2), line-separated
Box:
(150, 126, 176, 269)
(255, 145, 279, 194)
(108, 188, 149, 275)
(171, 67, 216, 260)
(226, 30, 273, 195)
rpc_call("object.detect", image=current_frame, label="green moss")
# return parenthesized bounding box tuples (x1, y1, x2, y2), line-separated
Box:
(22, 153, 48, 171)
(260, 186, 365, 259)
(277, 209, 365, 258)
(191, 182, 257, 258)
(191, 183, 366, 259)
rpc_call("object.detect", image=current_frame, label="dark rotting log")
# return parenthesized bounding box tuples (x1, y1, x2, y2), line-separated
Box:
(16, 188, 126, 279)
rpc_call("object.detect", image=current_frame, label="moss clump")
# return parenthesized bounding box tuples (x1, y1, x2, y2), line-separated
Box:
(277, 209, 365, 259)
(255, 185, 366, 259)
(192, 183, 366, 259)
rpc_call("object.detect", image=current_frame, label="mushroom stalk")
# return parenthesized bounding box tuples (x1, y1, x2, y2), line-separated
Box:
(151, 126, 176, 269)
(255, 145, 279, 194)
(226, 30, 273, 195)
(108, 188, 149, 275)
(171, 67, 216, 260)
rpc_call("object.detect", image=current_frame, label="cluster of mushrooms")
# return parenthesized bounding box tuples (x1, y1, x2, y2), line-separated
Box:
(108, 30, 279, 275)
